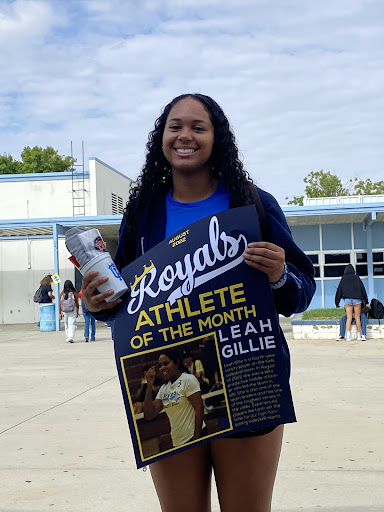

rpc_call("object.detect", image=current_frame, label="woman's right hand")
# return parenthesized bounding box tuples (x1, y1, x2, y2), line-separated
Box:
(82, 270, 122, 313)
(145, 366, 156, 385)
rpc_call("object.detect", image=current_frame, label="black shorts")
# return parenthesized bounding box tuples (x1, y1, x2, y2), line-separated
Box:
(226, 425, 278, 438)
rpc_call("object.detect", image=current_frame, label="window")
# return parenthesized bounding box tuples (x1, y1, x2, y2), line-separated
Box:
(111, 193, 124, 215)
(356, 251, 384, 277)
(306, 253, 320, 278)
(323, 253, 350, 277)
(324, 254, 350, 264)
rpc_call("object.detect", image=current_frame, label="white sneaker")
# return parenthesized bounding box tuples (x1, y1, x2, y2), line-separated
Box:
(336, 335, 344, 340)
(361, 334, 366, 341)
(346, 331, 352, 341)
(357, 332, 362, 341)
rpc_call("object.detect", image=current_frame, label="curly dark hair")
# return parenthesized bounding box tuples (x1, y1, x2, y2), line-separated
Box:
(124, 93, 259, 230)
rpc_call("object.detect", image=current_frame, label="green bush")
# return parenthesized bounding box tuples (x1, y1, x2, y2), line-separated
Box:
(302, 308, 345, 320)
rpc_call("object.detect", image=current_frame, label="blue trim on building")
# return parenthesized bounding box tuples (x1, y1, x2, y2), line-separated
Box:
(0, 235, 53, 240)
(0, 215, 122, 229)
(366, 224, 374, 299)
(282, 203, 384, 216)
(0, 171, 89, 182)
(53, 223, 61, 332)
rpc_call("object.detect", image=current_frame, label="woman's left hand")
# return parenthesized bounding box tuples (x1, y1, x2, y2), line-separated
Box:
(243, 241, 285, 283)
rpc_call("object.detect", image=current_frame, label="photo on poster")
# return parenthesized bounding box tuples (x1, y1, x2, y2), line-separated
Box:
(121, 334, 232, 462)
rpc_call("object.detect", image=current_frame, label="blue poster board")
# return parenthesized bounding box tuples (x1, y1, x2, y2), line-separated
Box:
(114, 206, 295, 468)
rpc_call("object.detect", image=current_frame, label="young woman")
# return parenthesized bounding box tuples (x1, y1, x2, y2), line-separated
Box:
(39, 274, 54, 303)
(144, 349, 205, 448)
(335, 263, 368, 341)
(79, 289, 96, 342)
(82, 93, 315, 512)
(59, 280, 79, 343)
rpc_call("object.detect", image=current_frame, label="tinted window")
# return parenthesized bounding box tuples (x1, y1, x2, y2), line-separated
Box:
(324, 254, 350, 264)
(356, 265, 367, 277)
(324, 265, 347, 277)
(307, 254, 319, 264)
(356, 252, 367, 263)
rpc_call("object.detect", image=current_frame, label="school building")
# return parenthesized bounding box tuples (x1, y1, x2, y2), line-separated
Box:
(0, 161, 383, 328)
(287, 196, 384, 309)
(0, 158, 134, 327)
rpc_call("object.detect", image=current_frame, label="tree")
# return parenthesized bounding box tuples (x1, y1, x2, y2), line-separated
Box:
(303, 170, 350, 198)
(350, 177, 384, 195)
(0, 147, 75, 174)
(286, 170, 384, 205)
(286, 170, 350, 205)
(287, 195, 304, 206)
(0, 154, 23, 174)
(20, 146, 75, 173)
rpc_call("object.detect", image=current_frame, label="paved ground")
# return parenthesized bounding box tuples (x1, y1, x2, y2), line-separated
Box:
(0, 319, 383, 512)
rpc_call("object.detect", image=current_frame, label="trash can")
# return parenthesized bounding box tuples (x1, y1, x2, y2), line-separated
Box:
(40, 303, 55, 331)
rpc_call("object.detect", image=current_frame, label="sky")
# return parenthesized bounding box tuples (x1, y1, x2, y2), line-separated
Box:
(1, 0, 383, 204)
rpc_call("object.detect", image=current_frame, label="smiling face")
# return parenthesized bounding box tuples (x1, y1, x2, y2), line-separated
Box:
(162, 97, 215, 176)
(158, 354, 181, 383)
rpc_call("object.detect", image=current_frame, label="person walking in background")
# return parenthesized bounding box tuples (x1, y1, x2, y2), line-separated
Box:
(59, 280, 79, 343)
(79, 289, 96, 342)
(335, 264, 368, 341)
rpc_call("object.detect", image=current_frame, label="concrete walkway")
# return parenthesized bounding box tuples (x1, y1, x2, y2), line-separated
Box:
(0, 320, 383, 512)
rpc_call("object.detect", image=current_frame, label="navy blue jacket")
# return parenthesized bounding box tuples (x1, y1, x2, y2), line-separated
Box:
(99, 185, 315, 374)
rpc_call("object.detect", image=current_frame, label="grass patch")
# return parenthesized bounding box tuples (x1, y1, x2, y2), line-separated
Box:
(302, 308, 345, 320)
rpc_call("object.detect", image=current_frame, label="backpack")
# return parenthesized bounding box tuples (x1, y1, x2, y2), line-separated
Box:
(61, 292, 76, 313)
(33, 286, 43, 303)
(369, 298, 384, 319)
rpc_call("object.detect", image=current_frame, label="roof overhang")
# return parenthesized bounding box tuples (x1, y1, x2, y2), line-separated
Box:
(283, 203, 384, 226)
(1, 202, 383, 239)
(0, 215, 122, 239)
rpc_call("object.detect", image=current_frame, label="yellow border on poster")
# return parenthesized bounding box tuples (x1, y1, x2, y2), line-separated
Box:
(120, 331, 233, 463)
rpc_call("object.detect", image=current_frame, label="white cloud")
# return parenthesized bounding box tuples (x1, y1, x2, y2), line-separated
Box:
(1, 0, 383, 202)
(0, 0, 62, 45)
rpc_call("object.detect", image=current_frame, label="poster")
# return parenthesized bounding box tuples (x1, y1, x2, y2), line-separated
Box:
(114, 206, 296, 468)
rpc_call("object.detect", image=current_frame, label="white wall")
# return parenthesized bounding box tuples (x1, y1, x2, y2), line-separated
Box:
(0, 173, 91, 219)
(0, 238, 76, 324)
(89, 158, 133, 215)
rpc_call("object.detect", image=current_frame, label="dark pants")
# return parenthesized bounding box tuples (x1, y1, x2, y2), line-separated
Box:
(339, 313, 367, 336)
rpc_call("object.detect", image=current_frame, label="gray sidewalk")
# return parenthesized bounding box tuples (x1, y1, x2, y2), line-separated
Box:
(0, 320, 383, 512)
